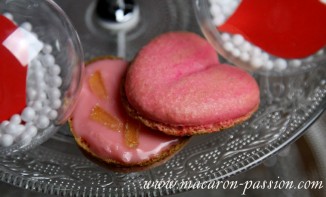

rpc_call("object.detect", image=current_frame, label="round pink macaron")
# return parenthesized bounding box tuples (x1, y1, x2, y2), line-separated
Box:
(123, 32, 260, 136)
(70, 57, 188, 168)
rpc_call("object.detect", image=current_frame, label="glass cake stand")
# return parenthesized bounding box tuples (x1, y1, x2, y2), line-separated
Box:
(0, 0, 325, 196)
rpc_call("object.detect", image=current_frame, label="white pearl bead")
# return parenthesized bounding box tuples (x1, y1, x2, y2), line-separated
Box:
(264, 61, 274, 70)
(21, 22, 33, 31)
(25, 125, 38, 138)
(261, 53, 269, 61)
(3, 12, 13, 20)
(25, 122, 34, 128)
(0, 134, 14, 147)
(0, 121, 9, 131)
(252, 47, 262, 57)
(221, 33, 231, 42)
(32, 101, 43, 111)
(31, 59, 42, 70)
(229, 0, 239, 9)
(50, 99, 62, 110)
(36, 82, 47, 91)
(5, 123, 16, 134)
(210, 4, 222, 15)
(232, 34, 244, 46)
(240, 52, 250, 62)
(42, 99, 50, 106)
(21, 107, 36, 122)
(213, 14, 226, 26)
(44, 75, 51, 84)
(304, 56, 314, 62)
(36, 91, 47, 101)
(8, 124, 25, 137)
(36, 115, 50, 129)
(27, 75, 36, 85)
(27, 88, 37, 100)
(40, 106, 51, 116)
(240, 42, 252, 52)
(55, 76, 63, 87)
(219, 1, 228, 5)
(231, 48, 241, 57)
(317, 49, 324, 56)
(222, 5, 233, 16)
(251, 58, 263, 69)
(34, 70, 45, 81)
(48, 65, 61, 76)
(43, 54, 55, 66)
(289, 59, 302, 67)
(48, 76, 63, 87)
(42, 44, 53, 54)
(223, 42, 234, 52)
(10, 114, 21, 125)
(47, 88, 61, 99)
(16, 124, 26, 133)
(274, 58, 287, 71)
(48, 110, 58, 120)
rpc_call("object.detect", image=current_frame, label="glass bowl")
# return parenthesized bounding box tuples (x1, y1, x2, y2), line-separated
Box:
(0, 0, 84, 154)
(193, 0, 326, 75)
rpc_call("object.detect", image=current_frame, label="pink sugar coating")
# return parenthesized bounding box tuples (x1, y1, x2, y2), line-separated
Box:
(71, 59, 183, 164)
(125, 32, 260, 127)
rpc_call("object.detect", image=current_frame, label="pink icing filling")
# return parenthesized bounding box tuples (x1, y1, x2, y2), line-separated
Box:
(71, 59, 182, 164)
(125, 32, 260, 126)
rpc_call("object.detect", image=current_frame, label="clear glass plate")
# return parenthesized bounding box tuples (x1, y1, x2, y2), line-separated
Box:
(0, 0, 325, 196)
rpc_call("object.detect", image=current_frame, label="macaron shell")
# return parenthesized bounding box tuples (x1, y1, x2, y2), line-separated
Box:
(122, 68, 259, 136)
(70, 57, 188, 166)
(124, 32, 260, 135)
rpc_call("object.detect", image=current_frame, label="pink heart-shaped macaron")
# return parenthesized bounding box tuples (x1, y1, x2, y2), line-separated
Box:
(124, 32, 260, 136)
(0, 15, 27, 122)
(219, 0, 326, 58)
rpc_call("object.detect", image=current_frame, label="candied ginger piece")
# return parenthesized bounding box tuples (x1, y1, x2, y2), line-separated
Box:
(88, 71, 108, 100)
(124, 120, 140, 148)
(90, 105, 123, 131)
